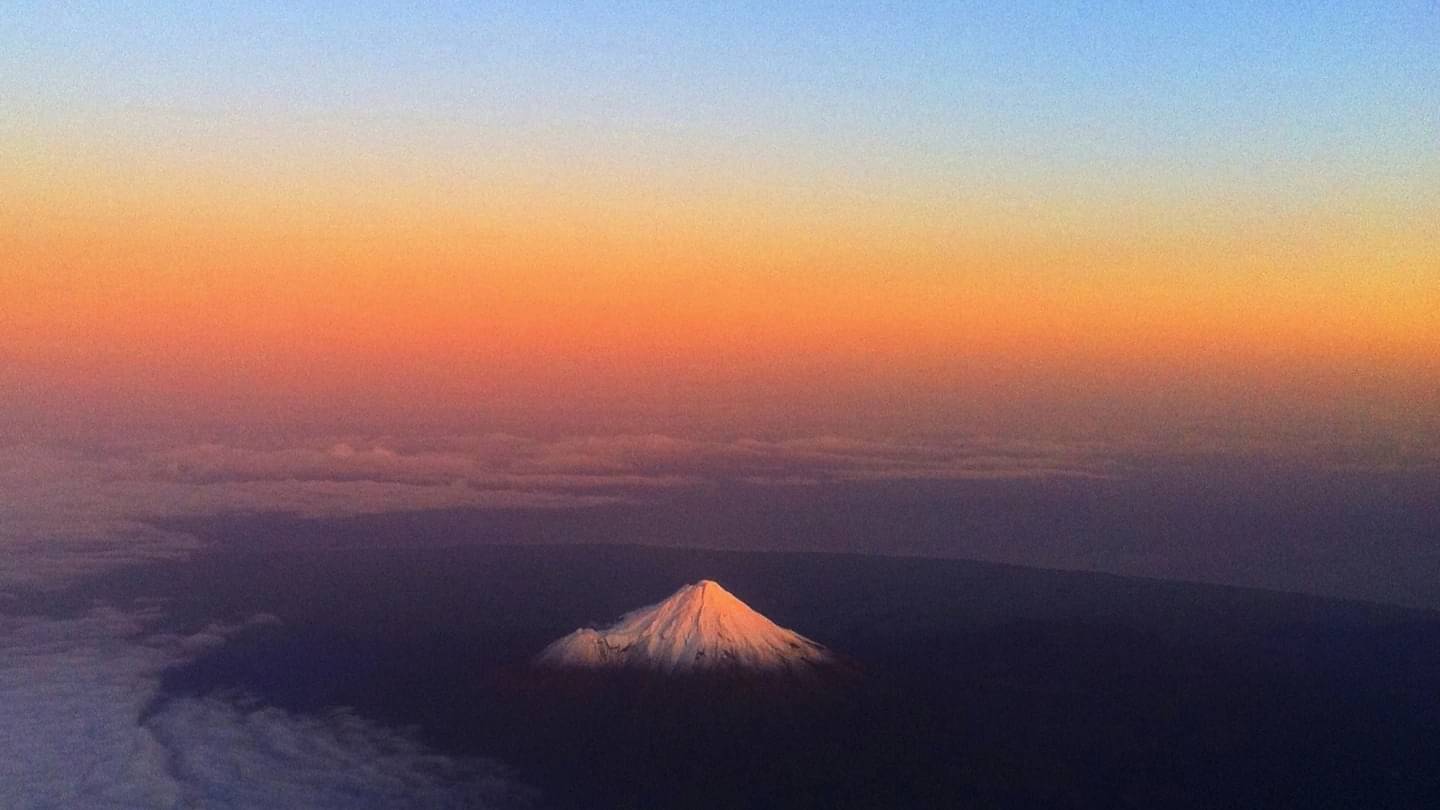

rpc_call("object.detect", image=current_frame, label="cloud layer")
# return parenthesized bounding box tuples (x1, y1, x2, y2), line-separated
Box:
(0, 607, 531, 809)
(0, 433, 1109, 591)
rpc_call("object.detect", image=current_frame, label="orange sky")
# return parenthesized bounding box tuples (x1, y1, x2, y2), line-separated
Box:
(3, 6, 1437, 442)
(5, 153, 1435, 440)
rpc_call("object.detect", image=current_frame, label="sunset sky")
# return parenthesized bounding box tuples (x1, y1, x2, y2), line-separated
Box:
(4, 2, 1437, 441)
(8, 10, 1440, 808)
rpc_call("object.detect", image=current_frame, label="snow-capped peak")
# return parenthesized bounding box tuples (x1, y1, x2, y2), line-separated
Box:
(534, 580, 838, 675)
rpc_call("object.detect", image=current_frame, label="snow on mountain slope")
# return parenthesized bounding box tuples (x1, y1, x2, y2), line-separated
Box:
(534, 580, 838, 676)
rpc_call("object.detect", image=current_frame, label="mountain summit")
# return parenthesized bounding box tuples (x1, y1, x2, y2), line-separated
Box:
(534, 580, 839, 676)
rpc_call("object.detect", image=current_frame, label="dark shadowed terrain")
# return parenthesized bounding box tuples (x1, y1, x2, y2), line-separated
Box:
(40, 509, 1440, 810)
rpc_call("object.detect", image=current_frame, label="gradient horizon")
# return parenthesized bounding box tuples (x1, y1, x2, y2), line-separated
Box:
(4, 3, 1437, 442)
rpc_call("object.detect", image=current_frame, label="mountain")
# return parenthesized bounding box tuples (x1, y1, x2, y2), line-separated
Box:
(534, 580, 839, 676)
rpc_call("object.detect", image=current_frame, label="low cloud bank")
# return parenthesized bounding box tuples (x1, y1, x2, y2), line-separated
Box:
(0, 607, 531, 809)
(0, 434, 1109, 590)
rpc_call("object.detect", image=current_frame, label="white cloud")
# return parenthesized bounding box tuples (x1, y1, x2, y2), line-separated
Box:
(0, 607, 531, 809)
(149, 699, 530, 809)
